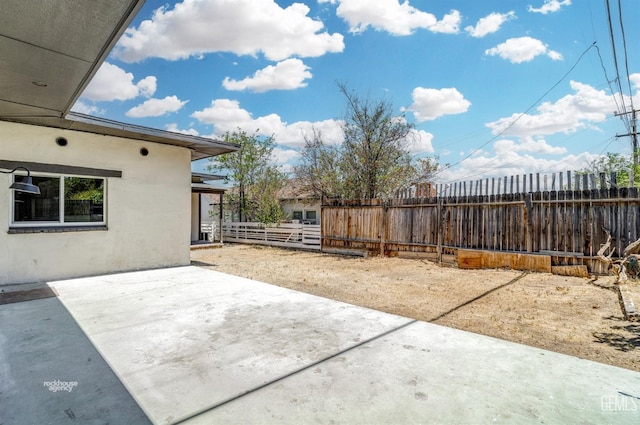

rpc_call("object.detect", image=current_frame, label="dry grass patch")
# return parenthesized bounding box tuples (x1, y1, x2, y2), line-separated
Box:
(192, 244, 639, 371)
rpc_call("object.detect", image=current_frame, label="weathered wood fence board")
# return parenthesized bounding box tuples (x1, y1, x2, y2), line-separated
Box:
(322, 171, 640, 273)
(458, 249, 551, 273)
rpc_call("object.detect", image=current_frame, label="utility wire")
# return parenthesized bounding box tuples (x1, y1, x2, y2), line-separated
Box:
(617, 0, 635, 114)
(436, 42, 598, 182)
(605, 0, 631, 130)
(594, 43, 625, 124)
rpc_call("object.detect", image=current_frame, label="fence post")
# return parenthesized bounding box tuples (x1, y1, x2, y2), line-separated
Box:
(437, 198, 444, 265)
(379, 202, 387, 257)
(524, 192, 534, 252)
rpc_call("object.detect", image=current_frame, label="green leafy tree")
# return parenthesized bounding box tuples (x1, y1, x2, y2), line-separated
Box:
(209, 130, 286, 224)
(249, 167, 288, 224)
(580, 152, 640, 187)
(413, 156, 441, 185)
(339, 83, 415, 199)
(295, 84, 426, 200)
(294, 128, 344, 198)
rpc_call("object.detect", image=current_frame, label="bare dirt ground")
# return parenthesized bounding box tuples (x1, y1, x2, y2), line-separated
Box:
(191, 244, 639, 372)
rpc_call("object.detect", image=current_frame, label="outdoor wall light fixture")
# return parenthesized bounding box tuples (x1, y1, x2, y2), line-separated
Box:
(1, 166, 41, 195)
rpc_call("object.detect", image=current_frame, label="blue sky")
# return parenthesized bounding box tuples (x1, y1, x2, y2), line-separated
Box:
(73, 0, 640, 184)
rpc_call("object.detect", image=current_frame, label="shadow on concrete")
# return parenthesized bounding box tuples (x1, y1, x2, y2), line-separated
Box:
(0, 296, 151, 425)
(190, 260, 216, 267)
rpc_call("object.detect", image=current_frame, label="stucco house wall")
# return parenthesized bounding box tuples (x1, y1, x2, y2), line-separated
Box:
(0, 121, 191, 285)
(190, 193, 201, 242)
(280, 198, 321, 224)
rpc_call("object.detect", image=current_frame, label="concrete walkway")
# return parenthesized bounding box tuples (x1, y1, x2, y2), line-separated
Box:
(2, 266, 639, 424)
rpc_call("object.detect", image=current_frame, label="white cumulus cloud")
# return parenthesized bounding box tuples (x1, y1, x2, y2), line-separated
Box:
(192, 99, 284, 136)
(81, 62, 157, 101)
(223, 59, 312, 93)
(630, 73, 640, 91)
(136, 77, 158, 98)
(486, 81, 617, 137)
(528, 0, 571, 15)
(485, 36, 562, 63)
(165, 123, 200, 136)
(126, 95, 187, 118)
(408, 87, 471, 122)
(114, 0, 344, 62)
(275, 120, 344, 148)
(407, 130, 435, 154)
(330, 0, 460, 35)
(493, 137, 567, 155)
(191, 99, 345, 149)
(438, 151, 594, 184)
(70, 101, 104, 115)
(272, 147, 301, 165)
(465, 11, 515, 38)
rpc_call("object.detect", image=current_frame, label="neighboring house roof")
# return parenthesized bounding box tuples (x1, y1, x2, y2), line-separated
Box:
(192, 173, 226, 194)
(277, 178, 319, 201)
(0, 0, 238, 161)
(192, 184, 225, 195)
(192, 173, 226, 183)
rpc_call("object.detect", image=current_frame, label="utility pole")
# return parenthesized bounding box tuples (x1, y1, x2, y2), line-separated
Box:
(615, 109, 639, 167)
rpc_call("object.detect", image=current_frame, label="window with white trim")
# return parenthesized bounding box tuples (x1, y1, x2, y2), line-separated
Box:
(12, 174, 105, 226)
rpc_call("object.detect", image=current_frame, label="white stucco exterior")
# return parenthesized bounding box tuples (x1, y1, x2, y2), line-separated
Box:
(280, 198, 321, 224)
(190, 193, 200, 242)
(0, 121, 192, 285)
(190, 193, 222, 242)
(200, 193, 221, 223)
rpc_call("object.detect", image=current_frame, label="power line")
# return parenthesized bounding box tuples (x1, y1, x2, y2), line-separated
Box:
(617, 0, 635, 113)
(605, 0, 631, 131)
(610, 0, 638, 165)
(435, 42, 597, 180)
(594, 43, 626, 127)
(444, 122, 618, 183)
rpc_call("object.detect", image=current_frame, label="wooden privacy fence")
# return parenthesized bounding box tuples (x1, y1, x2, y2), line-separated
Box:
(322, 171, 640, 274)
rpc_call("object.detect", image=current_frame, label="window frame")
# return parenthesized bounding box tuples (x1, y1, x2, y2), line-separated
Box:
(10, 172, 107, 228)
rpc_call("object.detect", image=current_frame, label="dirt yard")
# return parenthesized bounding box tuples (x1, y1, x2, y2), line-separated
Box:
(191, 244, 639, 372)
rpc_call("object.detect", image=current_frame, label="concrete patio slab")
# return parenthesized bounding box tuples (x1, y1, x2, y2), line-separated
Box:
(0, 297, 151, 425)
(52, 266, 412, 424)
(190, 321, 640, 425)
(3, 265, 639, 424)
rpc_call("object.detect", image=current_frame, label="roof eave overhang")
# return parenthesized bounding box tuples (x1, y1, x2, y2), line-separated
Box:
(62, 1, 147, 117)
(1, 113, 239, 161)
(192, 183, 226, 194)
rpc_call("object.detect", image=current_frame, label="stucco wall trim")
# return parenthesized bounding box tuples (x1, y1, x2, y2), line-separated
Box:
(8, 225, 108, 234)
(0, 160, 122, 178)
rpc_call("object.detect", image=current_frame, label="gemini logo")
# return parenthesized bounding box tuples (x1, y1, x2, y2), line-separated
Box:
(601, 394, 639, 412)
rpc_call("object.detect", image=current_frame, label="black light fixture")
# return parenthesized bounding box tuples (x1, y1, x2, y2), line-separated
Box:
(1, 166, 41, 195)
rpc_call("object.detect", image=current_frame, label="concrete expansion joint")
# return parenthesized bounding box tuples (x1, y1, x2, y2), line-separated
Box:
(170, 318, 419, 425)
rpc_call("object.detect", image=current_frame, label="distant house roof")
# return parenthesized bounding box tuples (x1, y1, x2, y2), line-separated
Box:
(192, 173, 226, 194)
(0, 0, 238, 161)
(277, 178, 319, 201)
(192, 173, 226, 183)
